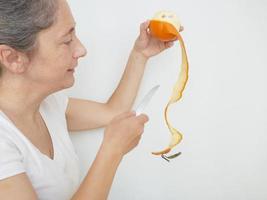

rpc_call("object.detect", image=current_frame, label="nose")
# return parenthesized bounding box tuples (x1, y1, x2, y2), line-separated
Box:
(73, 38, 87, 59)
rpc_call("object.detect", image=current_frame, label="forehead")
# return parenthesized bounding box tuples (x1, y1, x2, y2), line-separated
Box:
(46, 0, 75, 38)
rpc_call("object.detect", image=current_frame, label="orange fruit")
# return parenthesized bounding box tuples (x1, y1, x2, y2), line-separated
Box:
(149, 20, 179, 41)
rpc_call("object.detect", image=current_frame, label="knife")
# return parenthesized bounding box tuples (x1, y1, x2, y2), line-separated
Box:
(135, 85, 160, 115)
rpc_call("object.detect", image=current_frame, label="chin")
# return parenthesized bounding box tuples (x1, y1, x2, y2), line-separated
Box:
(66, 79, 75, 88)
(62, 76, 75, 89)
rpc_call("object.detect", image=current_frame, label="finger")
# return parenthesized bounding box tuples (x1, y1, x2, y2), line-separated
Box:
(129, 136, 142, 150)
(142, 19, 150, 30)
(113, 111, 136, 121)
(165, 41, 174, 48)
(167, 37, 179, 43)
(136, 114, 149, 124)
(139, 20, 150, 40)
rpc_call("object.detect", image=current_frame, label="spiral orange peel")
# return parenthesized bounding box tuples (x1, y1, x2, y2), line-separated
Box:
(149, 11, 189, 156)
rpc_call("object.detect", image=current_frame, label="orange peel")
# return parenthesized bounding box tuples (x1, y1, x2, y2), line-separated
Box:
(149, 11, 189, 157)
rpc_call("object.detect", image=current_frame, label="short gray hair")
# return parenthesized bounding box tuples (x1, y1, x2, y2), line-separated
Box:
(0, 0, 59, 75)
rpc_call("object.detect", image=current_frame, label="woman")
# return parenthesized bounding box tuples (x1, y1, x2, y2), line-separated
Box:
(0, 0, 181, 199)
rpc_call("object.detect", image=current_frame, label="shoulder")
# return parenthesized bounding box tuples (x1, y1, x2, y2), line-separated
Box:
(0, 130, 25, 180)
(42, 90, 70, 115)
(0, 114, 20, 146)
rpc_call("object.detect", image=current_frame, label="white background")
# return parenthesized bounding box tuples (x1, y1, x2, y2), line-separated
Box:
(66, 0, 267, 199)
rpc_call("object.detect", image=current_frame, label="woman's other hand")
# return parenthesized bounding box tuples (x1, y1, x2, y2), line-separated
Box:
(102, 111, 149, 157)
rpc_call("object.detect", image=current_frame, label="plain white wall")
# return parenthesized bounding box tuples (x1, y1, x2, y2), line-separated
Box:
(65, 0, 267, 199)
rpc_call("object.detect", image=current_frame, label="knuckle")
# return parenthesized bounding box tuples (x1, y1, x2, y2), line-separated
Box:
(137, 126, 144, 135)
(144, 115, 149, 122)
(139, 114, 149, 123)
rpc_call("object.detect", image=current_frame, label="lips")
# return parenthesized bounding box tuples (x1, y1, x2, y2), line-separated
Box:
(67, 64, 77, 72)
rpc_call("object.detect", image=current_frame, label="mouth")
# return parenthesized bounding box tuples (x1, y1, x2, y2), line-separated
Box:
(67, 63, 77, 72)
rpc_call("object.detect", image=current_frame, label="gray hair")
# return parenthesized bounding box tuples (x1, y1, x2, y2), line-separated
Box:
(0, 0, 59, 75)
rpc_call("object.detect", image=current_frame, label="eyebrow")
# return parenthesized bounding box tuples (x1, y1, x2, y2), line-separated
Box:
(61, 24, 76, 38)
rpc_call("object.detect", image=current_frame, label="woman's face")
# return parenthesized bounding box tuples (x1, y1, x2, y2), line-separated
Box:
(27, 0, 87, 91)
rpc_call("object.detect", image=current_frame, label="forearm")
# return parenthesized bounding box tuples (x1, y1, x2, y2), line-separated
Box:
(107, 48, 148, 111)
(71, 144, 123, 200)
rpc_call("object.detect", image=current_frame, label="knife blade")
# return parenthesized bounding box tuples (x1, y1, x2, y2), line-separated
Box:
(135, 85, 160, 115)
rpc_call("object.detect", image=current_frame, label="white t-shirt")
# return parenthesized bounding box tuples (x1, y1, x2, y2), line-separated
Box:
(0, 91, 81, 200)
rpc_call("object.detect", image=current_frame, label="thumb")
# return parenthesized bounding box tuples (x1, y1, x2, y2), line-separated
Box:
(136, 114, 149, 124)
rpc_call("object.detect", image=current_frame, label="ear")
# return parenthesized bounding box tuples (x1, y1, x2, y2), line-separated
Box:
(0, 45, 29, 74)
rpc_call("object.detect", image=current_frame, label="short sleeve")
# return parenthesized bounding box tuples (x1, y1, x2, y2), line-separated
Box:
(53, 90, 69, 114)
(0, 138, 25, 180)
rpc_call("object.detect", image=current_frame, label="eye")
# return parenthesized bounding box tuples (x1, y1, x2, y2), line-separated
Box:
(64, 39, 73, 45)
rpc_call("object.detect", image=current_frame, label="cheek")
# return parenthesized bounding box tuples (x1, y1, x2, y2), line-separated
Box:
(57, 45, 74, 64)
(39, 40, 71, 62)
(41, 47, 73, 74)
(29, 44, 74, 78)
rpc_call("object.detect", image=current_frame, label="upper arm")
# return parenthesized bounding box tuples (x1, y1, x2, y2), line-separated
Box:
(66, 98, 124, 132)
(0, 173, 38, 200)
(0, 137, 38, 199)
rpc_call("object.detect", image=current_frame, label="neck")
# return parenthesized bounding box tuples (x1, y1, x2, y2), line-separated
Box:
(0, 76, 54, 121)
